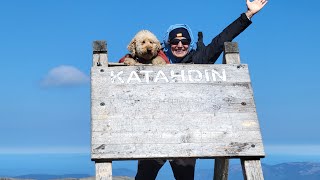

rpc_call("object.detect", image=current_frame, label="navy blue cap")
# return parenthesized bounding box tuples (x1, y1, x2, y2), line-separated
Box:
(169, 27, 191, 41)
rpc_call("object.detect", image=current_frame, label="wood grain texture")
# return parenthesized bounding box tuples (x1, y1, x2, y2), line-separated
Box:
(92, 41, 108, 67)
(241, 159, 264, 180)
(223, 42, 241, 64)
(93, 41, 107, 52)
(214, 158, 229, 180)
(215, 41, 238, 179)
(91, 64, 264, 160)
(96, 162, 112, 180)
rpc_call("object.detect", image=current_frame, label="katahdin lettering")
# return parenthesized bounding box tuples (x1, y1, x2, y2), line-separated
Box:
(109, 69, 226, 84)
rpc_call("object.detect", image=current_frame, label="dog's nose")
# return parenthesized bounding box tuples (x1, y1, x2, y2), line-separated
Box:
(147, 49, 152, 54)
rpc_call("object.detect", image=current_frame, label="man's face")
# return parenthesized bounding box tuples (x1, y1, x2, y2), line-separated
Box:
(170, 37, 190, 58)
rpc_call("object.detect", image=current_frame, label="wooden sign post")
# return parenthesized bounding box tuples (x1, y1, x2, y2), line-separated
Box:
(91, 41, 265, 180)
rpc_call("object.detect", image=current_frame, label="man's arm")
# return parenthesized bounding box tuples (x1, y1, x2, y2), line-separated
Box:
(190, 13, 252, 64)
(189, 0, 268, 64)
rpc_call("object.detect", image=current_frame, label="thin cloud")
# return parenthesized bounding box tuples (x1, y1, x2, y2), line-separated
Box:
(265, 144, 320, 156)
(0, 146, 89, 154)
(42, 65, 89, 87)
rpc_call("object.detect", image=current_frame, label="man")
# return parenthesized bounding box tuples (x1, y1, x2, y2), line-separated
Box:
(163, 0, 268, 64)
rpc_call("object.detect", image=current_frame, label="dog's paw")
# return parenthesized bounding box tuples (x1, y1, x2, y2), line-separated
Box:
(152, 56, 167, 65)
(123, 58, 139, 66)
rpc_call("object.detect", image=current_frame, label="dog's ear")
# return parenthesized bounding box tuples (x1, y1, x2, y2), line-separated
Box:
(127, 39, 136, 57)
(155, 41, 161, 52)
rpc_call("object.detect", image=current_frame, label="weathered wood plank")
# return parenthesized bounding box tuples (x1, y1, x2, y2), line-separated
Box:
(223, 53, 241, 64)
(219, 42, 240, 177)
(91, 141, 264, 160)
(92, 112, 259, 132)
(93, 40, 107, 52)
(241, 159, 264, 180)
(92, 40, 108, 67)
(95, 161, 112, 180)
(214, 158, 229, 180)
(92, 130, 262, 144)
(91, 85, 256, 116)
(223, 42, 241, 64)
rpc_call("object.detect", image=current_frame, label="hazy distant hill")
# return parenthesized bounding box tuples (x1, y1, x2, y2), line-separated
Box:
(0, 176, 133, 180)
(198, 162, 320, 180)
(2, 162, 320, 180)
(263, 162, 320, 180)
(77, 177, 133, 180)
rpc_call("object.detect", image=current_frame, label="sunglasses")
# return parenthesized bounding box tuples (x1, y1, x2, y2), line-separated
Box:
(170, 39, 191, 45)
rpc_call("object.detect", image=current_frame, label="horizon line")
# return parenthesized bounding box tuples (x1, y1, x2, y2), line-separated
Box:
(1, 144, 320, 155)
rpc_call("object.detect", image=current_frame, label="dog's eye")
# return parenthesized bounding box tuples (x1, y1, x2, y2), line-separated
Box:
(150, 41, 153, 44)
(142, 41, 145, 44)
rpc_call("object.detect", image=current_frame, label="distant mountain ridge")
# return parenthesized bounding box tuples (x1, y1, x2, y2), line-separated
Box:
(11, 174, 90, 180)
(263, 162, 320, 180)
(202, 162, 320, 180)
(0, 176, 133, 180)
(1, 162, 320, 180)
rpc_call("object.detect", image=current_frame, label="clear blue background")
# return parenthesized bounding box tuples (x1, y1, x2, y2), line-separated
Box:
(0, 0, 319, 177)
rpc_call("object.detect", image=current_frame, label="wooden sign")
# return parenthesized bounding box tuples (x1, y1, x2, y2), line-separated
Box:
(91, 64, 264, 160)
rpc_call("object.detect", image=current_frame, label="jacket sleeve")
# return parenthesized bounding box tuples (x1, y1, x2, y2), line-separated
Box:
(191, 13, 252, 64)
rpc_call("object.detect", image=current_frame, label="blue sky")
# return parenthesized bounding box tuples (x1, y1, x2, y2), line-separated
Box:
(1, 0, 320, 170)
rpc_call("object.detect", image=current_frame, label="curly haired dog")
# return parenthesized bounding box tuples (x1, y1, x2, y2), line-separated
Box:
(122, 30, 169, 65)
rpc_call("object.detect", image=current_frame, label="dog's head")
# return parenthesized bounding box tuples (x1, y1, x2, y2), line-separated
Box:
(127, 30, 162, 60)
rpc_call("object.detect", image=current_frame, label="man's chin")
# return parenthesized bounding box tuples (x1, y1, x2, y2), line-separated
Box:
(172, 51, 187, 58)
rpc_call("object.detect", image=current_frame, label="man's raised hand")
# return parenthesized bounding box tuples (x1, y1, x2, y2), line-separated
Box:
(245, 0, 268, 19)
